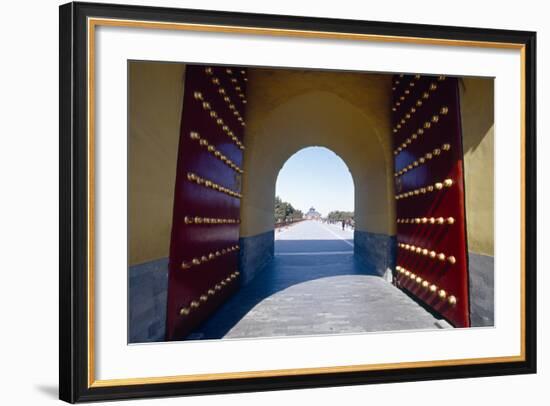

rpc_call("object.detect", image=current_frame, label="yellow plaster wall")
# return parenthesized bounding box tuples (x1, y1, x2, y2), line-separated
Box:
(460, 77, 495, 256)
(128, 62, 186, 266)
(240, 68, 395, 237)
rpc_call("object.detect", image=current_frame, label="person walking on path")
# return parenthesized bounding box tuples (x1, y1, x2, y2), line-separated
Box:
(342, 219, 346, 230)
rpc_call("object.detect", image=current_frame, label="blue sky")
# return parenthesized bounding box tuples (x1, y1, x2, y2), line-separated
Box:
(275, 147, 354, 217)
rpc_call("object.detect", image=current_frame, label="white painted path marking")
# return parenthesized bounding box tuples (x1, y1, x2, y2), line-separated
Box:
(318, 223, 354, 247)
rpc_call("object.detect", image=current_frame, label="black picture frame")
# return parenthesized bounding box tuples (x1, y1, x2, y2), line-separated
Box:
(60, 1, 537, 403)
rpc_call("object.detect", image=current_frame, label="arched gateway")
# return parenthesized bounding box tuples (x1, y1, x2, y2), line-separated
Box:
(128, 63, 495, 342)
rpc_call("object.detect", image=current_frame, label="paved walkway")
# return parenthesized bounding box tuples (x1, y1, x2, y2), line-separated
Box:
(187, 221, 443, 340)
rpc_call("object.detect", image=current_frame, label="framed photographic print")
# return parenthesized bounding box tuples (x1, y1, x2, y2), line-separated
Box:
(59, 1, 537, 403)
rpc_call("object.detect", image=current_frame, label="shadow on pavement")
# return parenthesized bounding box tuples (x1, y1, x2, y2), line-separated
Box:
(186, 239, 380, 340)
(274, 239, 353, 253)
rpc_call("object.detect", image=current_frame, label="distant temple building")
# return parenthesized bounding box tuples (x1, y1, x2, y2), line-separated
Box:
(305, 207, 321, 220)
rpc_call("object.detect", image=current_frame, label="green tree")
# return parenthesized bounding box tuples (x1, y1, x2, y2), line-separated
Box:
(327, 210, 354, 223)
(274, 196, 303, 223)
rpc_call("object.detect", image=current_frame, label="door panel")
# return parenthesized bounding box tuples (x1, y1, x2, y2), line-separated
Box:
(166, 65, 247, 340)
(392, 74, 470, 327)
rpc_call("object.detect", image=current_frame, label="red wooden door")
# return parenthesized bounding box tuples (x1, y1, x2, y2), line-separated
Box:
(166, 65, 247, 340)
(392, 74, 470, 327)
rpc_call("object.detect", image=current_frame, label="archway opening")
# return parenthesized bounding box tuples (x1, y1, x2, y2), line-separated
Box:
(274, 146, 355, 255)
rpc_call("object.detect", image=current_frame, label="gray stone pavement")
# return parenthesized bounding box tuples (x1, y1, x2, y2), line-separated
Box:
(187, 220, 444, 340)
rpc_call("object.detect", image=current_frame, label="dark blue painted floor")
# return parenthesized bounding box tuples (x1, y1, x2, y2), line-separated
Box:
(187, 221, 441, 340)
